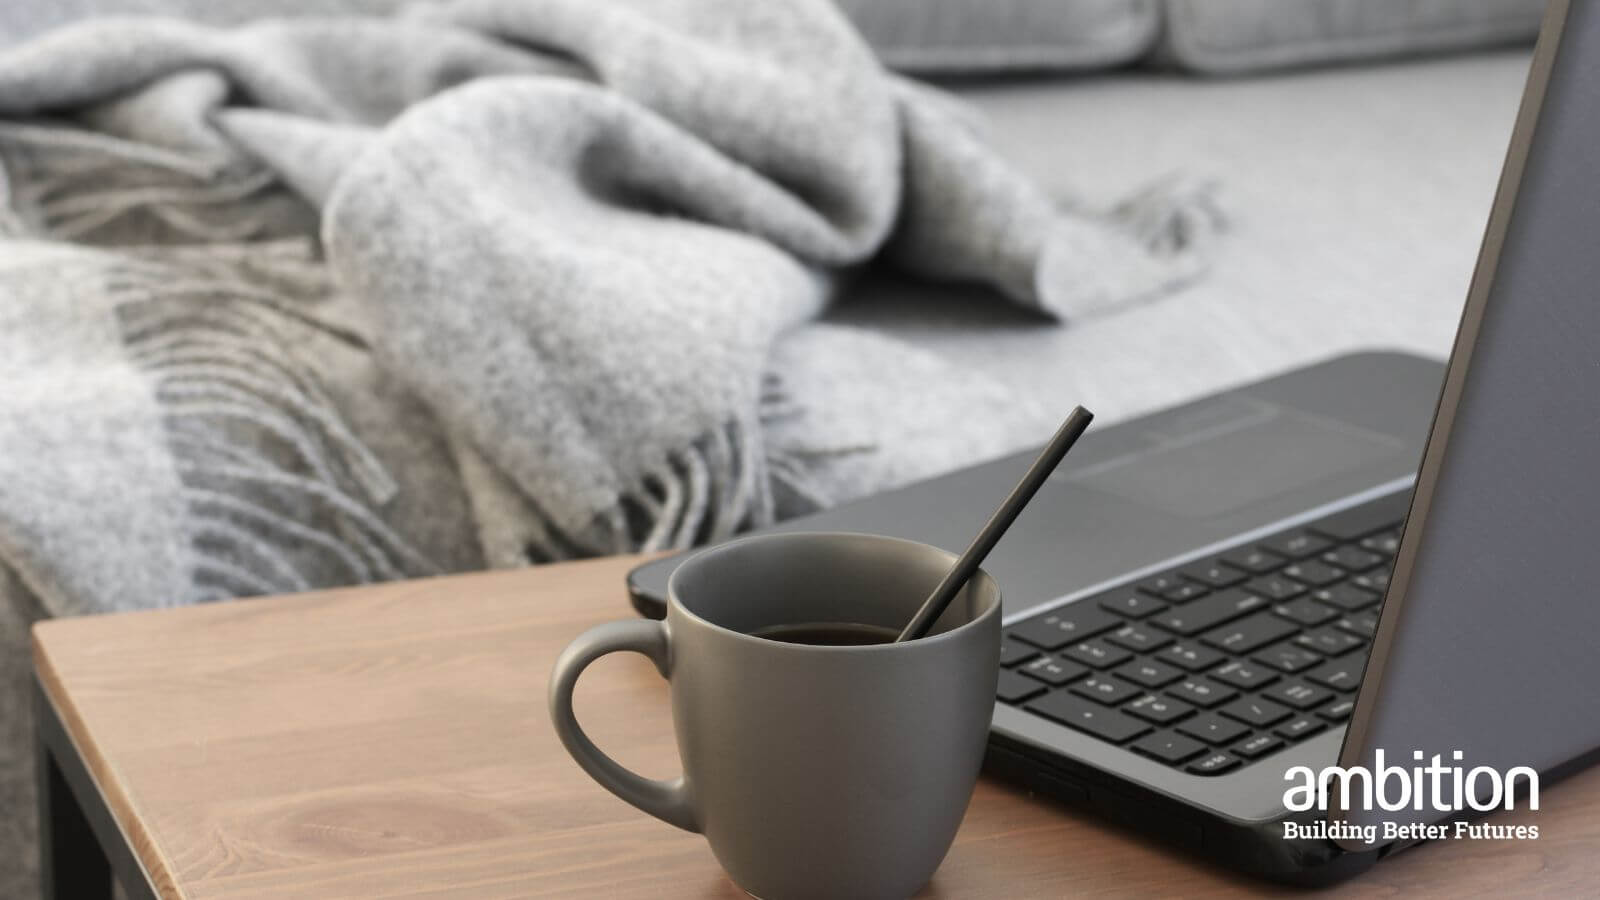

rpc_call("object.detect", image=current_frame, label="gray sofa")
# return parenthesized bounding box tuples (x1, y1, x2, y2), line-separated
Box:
(827, 0, 1535, 433)
(838, 46, 1530, 428)
(842, 0, 1543, 74)
(819, 0, 1536, 428)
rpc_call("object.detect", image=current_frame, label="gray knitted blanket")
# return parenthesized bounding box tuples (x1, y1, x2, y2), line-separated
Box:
(0, 0, 1219, 891)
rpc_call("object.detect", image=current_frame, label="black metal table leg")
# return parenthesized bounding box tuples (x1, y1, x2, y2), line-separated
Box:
(36, 730, 111, 900)
(33, 680, 157, 900)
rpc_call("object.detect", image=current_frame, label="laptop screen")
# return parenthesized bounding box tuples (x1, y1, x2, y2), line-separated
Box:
(1334, 0, 1600, 847)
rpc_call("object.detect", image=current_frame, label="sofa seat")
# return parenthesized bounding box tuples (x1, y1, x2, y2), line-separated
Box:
(832, 50, 1531, 427)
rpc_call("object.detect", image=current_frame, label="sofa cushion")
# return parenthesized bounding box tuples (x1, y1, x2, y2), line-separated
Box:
(834, 0, 1160, 74)
(1159, 0, 1547, 74)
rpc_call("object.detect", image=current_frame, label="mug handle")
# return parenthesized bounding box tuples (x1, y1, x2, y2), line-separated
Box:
(548, 619, 699, 832)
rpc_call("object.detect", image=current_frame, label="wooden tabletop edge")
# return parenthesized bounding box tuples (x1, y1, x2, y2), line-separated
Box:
(29, 552, 665, 642)
(33, 636, 186, 899)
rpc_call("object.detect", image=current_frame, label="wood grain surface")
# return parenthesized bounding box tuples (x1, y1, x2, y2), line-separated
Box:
(33, 555, 1598, 898)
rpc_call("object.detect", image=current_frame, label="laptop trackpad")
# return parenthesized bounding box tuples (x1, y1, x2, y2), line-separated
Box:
(1065, 398, 1404, 518)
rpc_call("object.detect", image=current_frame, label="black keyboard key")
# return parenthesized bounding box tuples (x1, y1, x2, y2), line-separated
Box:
(999, 639, 1040, 667)
(1253, 642, 1322, 673)
(1319, 698, 1356, 722)
(1020, 655, 1090, 686)
(1070, 674, 1142, 705)
(998, 669, 1046, 703)
(1151, 589, 1268, 636)
(1062, 639, 1133, 669)
(1179, 561, 1249, 588)
(1098, 591, 1168, 619)
(1105, 623, 1173, 654)
(1136, 573, 1184, 596)
(1263, 681, 1335, 710)
(1260, 531, 1332, 560)
(1295, 627, 1365, 656)
(1116, 658, 1186, 689)
(1309, 495, 1407, 541)
(1360, 530, 1402, 556)
(1307, 657, 1365, 691)
(1167, 678, 1237, 708)
(1336, 613, 1380, 640)
(1157, 641, 1227, 672)
(1201, 613, 1298, 654)
(1352, 570, 1392, 594)
(1126, 693, 1195, 724)
(1163, 581, 1209, 603)
(1132, 730, 1207, 764)
(1275, 716, 1326, 741)
(1177, 713, 1249, 745)
(1282, 560, 1345, 587)
(1210, 660, 1279, 690)
(1322, 545, 1385, 572)
(1187, 751, 1241, 775)
(1219, 696, 1293, 728)
(1243, 574, 1305, 601)
(1012, 605, 1122, 649)
(1311, 583, 1379, 612)
(1027, 693, 1151, 743)
(1274, 596, 1339, 627)
(1219, 546, 1285, 575)
(1232, 733, 1285, 759)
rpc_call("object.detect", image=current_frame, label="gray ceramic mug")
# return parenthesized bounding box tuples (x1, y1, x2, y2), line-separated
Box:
(548, 531, 1001, 900)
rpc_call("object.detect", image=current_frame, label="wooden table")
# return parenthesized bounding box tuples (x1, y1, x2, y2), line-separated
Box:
(32, 555, 1595, 899)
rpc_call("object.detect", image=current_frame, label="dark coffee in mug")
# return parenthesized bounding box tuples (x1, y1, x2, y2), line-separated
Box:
(749, 622, 899, 646)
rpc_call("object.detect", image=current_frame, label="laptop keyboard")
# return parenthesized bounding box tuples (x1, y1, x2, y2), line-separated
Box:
(998, 490, 1407, 776)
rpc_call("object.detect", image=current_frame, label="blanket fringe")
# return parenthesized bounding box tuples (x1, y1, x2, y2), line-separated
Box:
(758, 372, 855, 514)
(2, 127, 838, 575)
(0, 121, 277, 243)
(0, 159, 17, 238)
(1108, 172, 1227, 262)
(526, 416, 776, 563)
(106, 249, 436, 600)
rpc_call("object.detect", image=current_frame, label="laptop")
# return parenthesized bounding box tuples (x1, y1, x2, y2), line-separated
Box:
(627, 0, 1600, 883)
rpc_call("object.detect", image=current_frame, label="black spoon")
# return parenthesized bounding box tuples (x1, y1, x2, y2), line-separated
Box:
(897, 406, 1094, 642)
